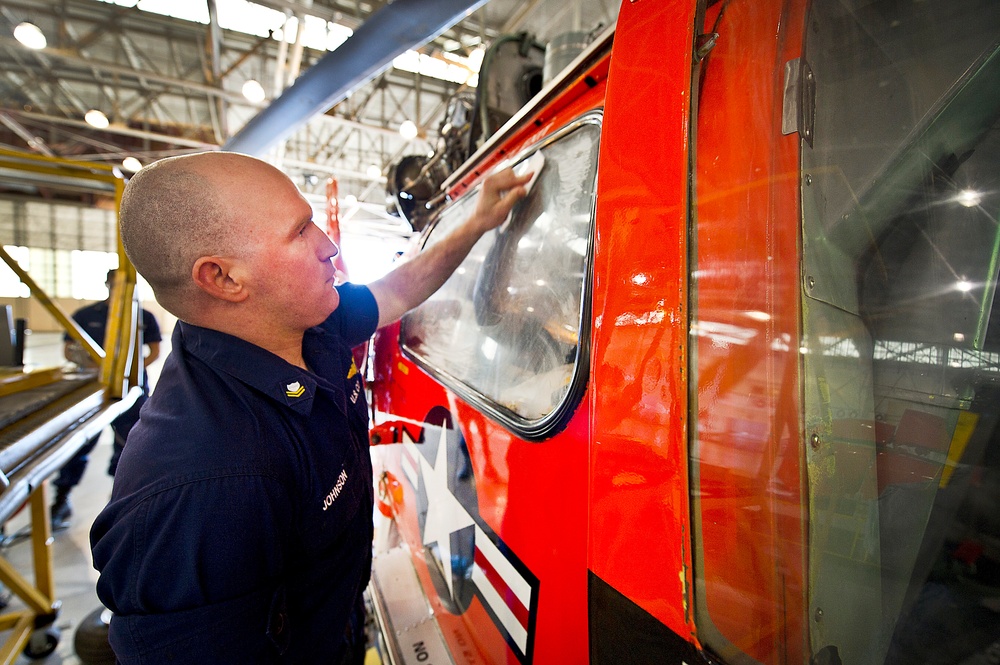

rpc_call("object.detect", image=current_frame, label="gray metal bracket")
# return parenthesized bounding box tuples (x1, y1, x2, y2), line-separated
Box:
(782, 57, 816, 147)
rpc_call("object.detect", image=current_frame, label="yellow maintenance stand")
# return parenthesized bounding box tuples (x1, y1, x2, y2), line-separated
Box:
(0, 148, 142, 660)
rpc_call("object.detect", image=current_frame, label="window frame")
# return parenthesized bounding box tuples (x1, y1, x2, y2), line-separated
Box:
(399, 110, 602, 441)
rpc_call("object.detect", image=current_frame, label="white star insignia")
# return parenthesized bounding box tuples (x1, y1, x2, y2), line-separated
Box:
(418, 425, 474, 599)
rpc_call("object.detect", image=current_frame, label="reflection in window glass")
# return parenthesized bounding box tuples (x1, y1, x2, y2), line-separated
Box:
(401, 118, 599, 430)
(802, 1, 1000, 663)
(689, 3, 809, 661)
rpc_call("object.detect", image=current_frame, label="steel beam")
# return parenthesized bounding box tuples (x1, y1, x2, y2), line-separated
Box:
(0, 37, 252, 105)
(4, 110, 218, 150)
(0, 113, 54, 157)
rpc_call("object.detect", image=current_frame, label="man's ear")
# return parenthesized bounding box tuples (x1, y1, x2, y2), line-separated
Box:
(191, 256, 249, 303)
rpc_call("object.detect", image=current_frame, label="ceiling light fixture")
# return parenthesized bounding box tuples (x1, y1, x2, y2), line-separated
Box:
(366, 165, 382, 179)
(399, 120, 418, 140)
(957, 189, 982, 208)
(122, 157, 143, 173)
(242, 79, 266, 103)
(14, 22, 47, 50)
(85, 109, 110, 129)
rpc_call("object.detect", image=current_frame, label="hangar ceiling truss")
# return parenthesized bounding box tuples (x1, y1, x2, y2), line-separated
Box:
(0, 0, 617, 233)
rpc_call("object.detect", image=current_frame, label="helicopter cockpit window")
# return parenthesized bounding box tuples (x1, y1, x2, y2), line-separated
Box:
(801, 0, 1000, 662)
(400, 115, 600, 439)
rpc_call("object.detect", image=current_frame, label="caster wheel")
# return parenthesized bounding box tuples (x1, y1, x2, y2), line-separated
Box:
(74, 607, 116, 665)
(23, 625, 60, 659)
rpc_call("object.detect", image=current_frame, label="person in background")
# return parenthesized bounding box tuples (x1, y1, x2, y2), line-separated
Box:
(53, 268, 161, 530)
(90, 151, 530, 664)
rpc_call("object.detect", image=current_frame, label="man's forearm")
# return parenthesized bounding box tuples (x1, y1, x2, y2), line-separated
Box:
(368, 168, 531, 328)
(369, 222, 484, 327)
(143, 342, 161, 367)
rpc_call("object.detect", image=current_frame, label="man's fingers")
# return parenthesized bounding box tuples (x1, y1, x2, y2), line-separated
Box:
(486, 167, 533, 192)
(492, 184, 527, 215)
(503, 185, 528, 203)
(503, 171, 534, 190)
(511, 171, 534, 185)
(472, 168, 533, 231)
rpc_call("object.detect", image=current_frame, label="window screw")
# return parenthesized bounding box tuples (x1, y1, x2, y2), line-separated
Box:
(805, 174, 813, 186)
(807, 275, 815, 290)
(810, 433, 821, 450)
(815, 607, 824, 622)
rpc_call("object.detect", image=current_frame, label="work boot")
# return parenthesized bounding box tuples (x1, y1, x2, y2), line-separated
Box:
(50, 489, 72, 531)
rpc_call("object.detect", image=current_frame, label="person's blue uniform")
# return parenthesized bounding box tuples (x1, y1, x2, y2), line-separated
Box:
(68, 299, 162, 394)
(90, 283, 378, 664)
(56, 299, 162, 490)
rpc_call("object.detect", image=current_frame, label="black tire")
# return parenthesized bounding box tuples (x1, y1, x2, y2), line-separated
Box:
(23, 626, 59, 659)
(74, 607, 116, 665)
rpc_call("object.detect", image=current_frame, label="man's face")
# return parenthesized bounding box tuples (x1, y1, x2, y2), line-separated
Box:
(236, 165, 342, 332)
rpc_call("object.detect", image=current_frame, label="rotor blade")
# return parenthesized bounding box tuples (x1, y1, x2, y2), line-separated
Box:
(224, 0, 488, 156)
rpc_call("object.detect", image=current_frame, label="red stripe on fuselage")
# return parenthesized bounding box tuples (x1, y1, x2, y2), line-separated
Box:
(474, 547, 529, 629)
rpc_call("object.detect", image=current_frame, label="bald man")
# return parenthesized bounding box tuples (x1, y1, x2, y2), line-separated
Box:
(90, 152, 529, 665)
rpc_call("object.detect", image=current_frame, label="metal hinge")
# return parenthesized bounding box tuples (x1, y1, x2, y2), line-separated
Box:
(694, 32, 718, 62)
(782, 57, 816, 147)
